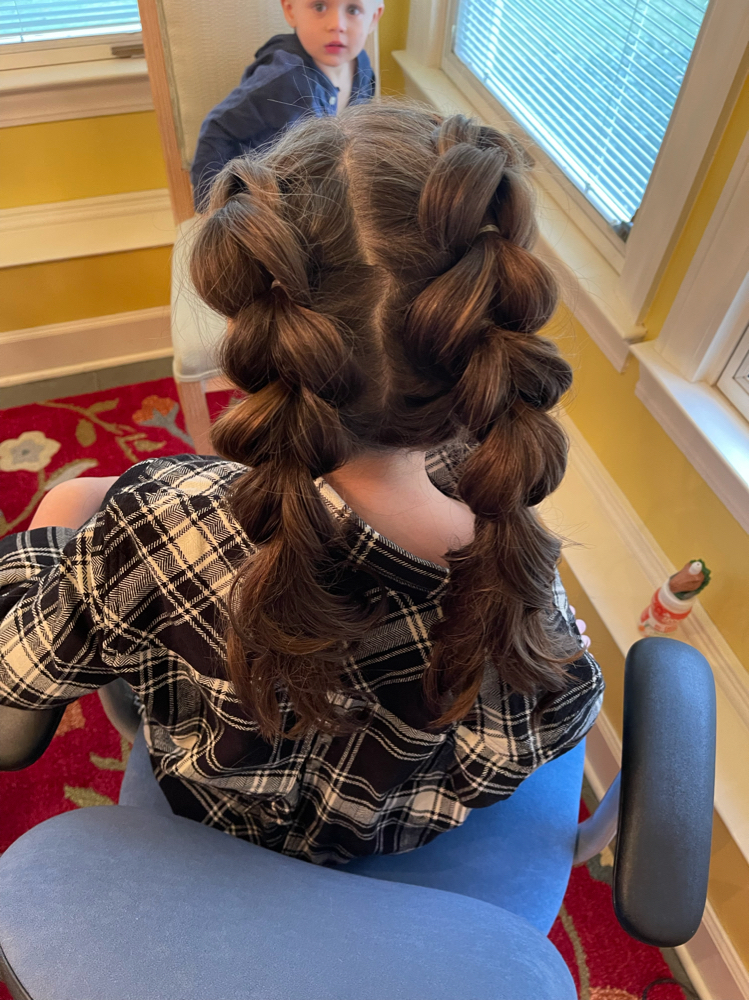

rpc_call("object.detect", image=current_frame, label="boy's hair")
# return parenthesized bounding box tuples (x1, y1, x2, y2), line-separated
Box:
(191, 103, 578, 740)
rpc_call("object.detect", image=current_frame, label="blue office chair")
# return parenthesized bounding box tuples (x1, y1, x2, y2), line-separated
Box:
(0, 638, 715, 1000)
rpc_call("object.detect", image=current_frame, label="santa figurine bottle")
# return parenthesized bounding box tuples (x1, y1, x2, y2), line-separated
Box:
(639, 560, 711, 636)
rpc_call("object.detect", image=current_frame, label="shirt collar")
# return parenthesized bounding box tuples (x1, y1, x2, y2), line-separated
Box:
(315, 478, 450, 599)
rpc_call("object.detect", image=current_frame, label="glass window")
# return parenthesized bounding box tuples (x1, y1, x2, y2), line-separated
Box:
(1, 1, 141, 44)
(453, 0, 710, 228)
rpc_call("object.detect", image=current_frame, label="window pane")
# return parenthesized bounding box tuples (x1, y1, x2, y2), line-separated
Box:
(454, 0, 709, 226)
(0, 1, 141, 43)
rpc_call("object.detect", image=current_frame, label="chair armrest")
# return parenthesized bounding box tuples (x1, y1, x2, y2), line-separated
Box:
(0, 704, 66, 771)
(614, 637, 715, 947)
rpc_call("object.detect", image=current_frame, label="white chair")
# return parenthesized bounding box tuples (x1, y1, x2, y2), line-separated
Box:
(139, 0, 380, 452)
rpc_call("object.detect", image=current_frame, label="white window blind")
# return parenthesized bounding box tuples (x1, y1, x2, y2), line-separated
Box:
(0, 1, 141, 43)
(454, 0, 709, 229)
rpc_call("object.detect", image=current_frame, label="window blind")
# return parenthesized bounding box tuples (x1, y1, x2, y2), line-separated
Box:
(454, 0, 709, 227)
(1, 1, 140, 43)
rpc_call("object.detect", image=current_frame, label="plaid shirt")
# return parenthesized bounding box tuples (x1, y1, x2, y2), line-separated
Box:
(0, 452, 603, 865)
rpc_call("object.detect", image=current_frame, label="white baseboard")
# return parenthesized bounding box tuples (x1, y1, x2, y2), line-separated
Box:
(0, 189, 175, 268)
(0, 307, 172, 389)
(585, 716, 749, 1000)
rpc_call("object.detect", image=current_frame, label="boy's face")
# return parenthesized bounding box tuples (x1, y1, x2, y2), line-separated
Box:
(281, 1, 384, 68)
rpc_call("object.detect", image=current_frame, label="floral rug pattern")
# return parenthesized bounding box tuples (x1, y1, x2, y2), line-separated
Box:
(0, 378, 695, 999)
(0, 378, 233, 537)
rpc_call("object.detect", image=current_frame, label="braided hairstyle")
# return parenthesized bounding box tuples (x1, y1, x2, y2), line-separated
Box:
(190, 104, 579, 740)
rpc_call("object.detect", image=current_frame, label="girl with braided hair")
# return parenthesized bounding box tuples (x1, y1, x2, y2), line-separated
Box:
(0, 104, 603, 865)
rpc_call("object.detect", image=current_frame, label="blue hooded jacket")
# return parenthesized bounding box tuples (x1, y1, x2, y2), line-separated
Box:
(190, 33, 375, 209)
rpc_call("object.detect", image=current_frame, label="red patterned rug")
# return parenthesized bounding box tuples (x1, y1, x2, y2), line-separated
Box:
(0, 379, 694, 1000)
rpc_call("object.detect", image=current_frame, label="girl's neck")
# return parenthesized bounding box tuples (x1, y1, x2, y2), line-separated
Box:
(325, 450, 475, 567)
(330, 448, 432, 492)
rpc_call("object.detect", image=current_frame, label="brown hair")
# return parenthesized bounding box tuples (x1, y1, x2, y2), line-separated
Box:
(191, 104, 578, 740)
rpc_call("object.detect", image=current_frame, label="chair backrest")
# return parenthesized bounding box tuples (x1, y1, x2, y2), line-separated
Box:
(158, 0, 289, 171)
(140, 0, 380, 222)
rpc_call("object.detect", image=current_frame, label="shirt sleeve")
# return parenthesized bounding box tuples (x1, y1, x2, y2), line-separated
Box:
(0, 518, 115, 709)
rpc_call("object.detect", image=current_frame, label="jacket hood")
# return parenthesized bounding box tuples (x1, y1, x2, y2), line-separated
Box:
(252, 32, 312, 68)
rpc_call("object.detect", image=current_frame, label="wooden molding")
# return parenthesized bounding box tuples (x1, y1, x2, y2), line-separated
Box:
(0, 307, 171, 390)
(0, 189, 174, 268)
(137, 0, 194, 224)
(620, 0, 749, 320)
(655, 132, 749, 384)
(0, 58, 152, 127)
(631, 342, 749, 538)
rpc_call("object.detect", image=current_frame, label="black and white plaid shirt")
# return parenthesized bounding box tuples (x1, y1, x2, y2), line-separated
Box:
(0, 451, 603, 864)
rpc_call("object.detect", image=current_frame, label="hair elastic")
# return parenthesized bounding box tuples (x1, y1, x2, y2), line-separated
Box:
(478, 224, 501, 234)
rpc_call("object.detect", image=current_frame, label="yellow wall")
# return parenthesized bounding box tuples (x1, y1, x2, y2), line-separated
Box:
(0, 248, 172, 332)
(1, 111, 171, 331)
(0, 111, 167, 209)
(378, 3, 410, 95)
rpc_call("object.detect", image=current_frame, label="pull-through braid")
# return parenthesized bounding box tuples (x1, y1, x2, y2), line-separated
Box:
(401, 117, 577, 723)
(190, 105, 581, 740)
(191, 154, 375, 738)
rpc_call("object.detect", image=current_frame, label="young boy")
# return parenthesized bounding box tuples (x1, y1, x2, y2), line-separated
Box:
(191, 0, 384, 210)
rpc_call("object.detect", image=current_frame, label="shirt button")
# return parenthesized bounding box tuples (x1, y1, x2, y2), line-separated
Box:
(328, 95, 336, 106)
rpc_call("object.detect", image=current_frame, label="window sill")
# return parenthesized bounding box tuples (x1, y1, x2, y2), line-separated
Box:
(0, 56, 152, 127)
(393, 50, 645, 373)
(631, 341, 749, 536)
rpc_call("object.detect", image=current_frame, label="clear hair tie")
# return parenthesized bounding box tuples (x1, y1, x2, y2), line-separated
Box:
(478, 224, 501, 235)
